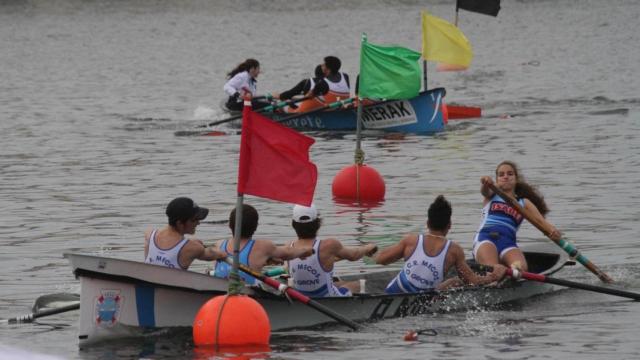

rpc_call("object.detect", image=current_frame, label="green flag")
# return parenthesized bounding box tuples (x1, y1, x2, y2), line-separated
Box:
(359, 34, 422, 100)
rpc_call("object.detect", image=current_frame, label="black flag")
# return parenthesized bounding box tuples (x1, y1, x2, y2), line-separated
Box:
(456, 0, 501, 17)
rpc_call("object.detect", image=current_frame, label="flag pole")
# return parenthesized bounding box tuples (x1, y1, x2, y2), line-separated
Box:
(228, 193, 244, 294)
(355, 98, 363, 201)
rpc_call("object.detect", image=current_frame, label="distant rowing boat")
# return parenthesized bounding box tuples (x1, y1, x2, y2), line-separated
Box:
(65, 242, 568, 346)
(216, 88, 447, 134)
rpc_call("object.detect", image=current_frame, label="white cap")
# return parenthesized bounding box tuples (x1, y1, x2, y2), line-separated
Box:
(292, 203, 318, 223)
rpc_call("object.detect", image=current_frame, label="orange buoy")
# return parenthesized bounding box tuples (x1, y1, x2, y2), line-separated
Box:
(193, 295, 270, 347)
(332, 164, 385, 202)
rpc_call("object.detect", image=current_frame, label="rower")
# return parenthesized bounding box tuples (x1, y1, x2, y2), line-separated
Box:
(375, 195, 507, 293)
(223, 58, 271, 111)
(273, 64, 329, 113)
(212, 204, 313, 285)
(144, 197, 227, 270)
(287, 203, 378, 297)
(321, 56, 351, 103)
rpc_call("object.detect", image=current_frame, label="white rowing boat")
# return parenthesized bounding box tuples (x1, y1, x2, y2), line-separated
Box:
(65, 242, 569, 346)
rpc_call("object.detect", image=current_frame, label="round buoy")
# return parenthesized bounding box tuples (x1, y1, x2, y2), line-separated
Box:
(193, 295, 270, 347)
(441, 101, 449, 125)
(332, 164, 385, 202)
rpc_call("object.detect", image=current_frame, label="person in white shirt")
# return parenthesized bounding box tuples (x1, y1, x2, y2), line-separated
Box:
(223, 58, 269, 111)
(144, 197, 226, 270)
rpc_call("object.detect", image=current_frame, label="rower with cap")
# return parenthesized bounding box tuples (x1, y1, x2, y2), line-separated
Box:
(144, 197, 227, 270)
(287, 203, 378, 297)
(212, 204, 314, 286)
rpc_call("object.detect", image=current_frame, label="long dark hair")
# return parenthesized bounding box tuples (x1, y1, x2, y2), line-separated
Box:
(227, 58, 260, 79)
(496, 161, 549, 216)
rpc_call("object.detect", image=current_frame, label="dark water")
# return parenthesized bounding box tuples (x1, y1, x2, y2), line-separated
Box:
(1, 0, 639, 358)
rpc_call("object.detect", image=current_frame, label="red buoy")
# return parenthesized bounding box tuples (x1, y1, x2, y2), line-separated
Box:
(441, 101, 449, 125)
(332, 164, 385, 202)
(193, 295, 270, 347)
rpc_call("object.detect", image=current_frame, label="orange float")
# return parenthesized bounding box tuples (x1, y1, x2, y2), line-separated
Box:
(193, 295, 270, 347)
(332, 164, 385, 202)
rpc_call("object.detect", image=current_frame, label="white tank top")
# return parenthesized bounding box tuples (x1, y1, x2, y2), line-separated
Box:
(324, 72, 350, 94)
(385, 234, 451, 293)
(288, 239, 343, 297)
(145, 230, 189, 269)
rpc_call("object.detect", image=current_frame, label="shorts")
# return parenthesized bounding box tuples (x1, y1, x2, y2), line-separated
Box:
(473, 226, 518, 260)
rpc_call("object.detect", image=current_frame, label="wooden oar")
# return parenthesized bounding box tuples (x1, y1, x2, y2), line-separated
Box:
(486, 183, 614, 283)
(1, 302, 80, 324)
(223, 257, 360, 330)
(505, 268, 639, 301)
(199, 95, 313, 128)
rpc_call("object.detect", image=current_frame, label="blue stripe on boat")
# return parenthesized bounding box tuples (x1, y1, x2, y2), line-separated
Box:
(135, 285, 155, 327)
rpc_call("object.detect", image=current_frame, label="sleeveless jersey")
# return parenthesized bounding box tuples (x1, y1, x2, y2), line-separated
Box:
(288, 240, 348, 297)
(145, 230, 189, 270)
(323, 72, 350, 103)
(476, 194, 525, 236)
(384, 235, 452, 294)
(213, 239, 257, 285)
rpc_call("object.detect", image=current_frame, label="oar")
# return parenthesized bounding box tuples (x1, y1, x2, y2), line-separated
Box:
(486, 183, 614, 283)
(1, 302, 80, 324)
(223, 257, 360, 330)
(199, 95, 314, 128)
(506, 268, 640, 301)
(274, 97, 355, 124)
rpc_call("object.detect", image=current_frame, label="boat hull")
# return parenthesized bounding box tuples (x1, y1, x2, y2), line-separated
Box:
(65, 242, 567, 345)
(274, 88, 446, 133)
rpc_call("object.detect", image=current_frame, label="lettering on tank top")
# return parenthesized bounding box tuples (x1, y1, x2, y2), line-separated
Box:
(489, 202, 523, 222)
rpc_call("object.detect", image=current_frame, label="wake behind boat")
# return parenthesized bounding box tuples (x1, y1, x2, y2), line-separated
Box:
(65, 242, 568, 346)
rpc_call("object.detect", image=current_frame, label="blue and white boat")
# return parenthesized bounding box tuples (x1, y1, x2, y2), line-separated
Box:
(272, 87, 447, 133)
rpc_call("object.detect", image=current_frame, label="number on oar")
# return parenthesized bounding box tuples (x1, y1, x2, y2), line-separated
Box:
(486, 183, 613, 283)
(1, 302, 80, 324)
(223, 257, 360, 330)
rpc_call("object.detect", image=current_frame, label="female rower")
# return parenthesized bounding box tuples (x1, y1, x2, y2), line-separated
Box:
(473, 161, 562, 272)
(223, 58, 269, 111)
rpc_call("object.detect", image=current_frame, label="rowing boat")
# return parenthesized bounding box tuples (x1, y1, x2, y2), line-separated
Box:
(65, 242, 568, 345)
(219, 88, 447, 134)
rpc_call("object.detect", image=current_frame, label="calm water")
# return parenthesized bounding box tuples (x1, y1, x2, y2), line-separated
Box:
(1, 0, 639, 358)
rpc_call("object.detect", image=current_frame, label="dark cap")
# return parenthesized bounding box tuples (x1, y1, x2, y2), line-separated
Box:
(165, 197, 209, 224)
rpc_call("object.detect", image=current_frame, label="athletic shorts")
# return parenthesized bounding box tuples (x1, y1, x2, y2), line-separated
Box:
(473, 226, 518, 260)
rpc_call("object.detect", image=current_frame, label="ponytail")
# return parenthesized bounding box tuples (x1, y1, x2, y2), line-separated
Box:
(227, 58, 260, 79)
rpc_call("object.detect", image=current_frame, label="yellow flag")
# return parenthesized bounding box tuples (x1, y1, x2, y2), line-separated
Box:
(422, 11, 473, 68)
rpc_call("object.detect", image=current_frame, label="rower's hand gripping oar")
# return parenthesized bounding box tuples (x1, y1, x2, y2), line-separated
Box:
(199, 95, 314, 128)
(222, 257, 360, 330)
(486, 183, 614, 283)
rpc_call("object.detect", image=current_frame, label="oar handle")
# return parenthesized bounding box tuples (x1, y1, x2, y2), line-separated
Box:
(486, 183, 613, 283)
(506, 269, 640, 301)
(4, 302, 80, 324)
(222, 258, 359, 330)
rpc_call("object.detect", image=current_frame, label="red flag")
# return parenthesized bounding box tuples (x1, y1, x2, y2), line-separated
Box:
(237, 105, 317, 206)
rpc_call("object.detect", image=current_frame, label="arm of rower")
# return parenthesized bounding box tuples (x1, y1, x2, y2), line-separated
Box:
(480, 176, 494, 199)
(451, 244, 502, 286)
(143, 228, 152, 259)
(270, 243, 313, 261)
(279, 79, 310, 100)
(224, 74, 243, 97)
(523, 199, 561, 240)
(375, 234, 414, 265)
(334, 241, 377, 262)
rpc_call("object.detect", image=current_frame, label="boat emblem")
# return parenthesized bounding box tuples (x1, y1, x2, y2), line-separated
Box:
(94, 289, 123, 327)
